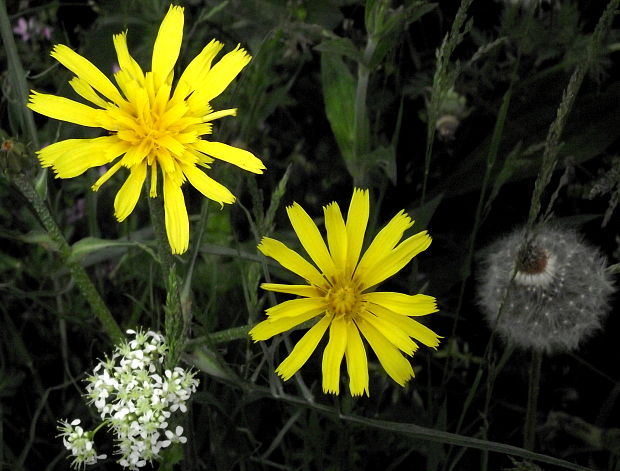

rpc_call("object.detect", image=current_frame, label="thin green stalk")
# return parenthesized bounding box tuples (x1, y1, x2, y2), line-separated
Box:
(353, 37, 376, 183)
(421, 0, 473, 203)
(187, 317, 317, 347)
(448, 84, 514, 343)
(524, 350, 543, 451)
(147, 195, 184, 367)
(202, 324, 251, 344)
(527, 0, 620, 228)
(13, 173, 123, 343)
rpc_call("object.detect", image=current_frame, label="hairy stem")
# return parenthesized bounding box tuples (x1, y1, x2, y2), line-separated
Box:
(13, 173, 123, 343)
(147, 195, 185, 367)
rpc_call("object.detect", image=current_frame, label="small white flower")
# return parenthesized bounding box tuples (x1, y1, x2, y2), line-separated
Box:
(57, 419, 106, 470)
(70, 329, 199, 469)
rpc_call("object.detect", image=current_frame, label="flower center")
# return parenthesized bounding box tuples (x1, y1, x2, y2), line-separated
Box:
(515, 242, 556, 287)
(326, 283, 362, 318)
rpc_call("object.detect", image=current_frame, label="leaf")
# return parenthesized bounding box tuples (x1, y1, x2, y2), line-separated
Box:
(408, 192, 444, 231)
(320, 53, 359, 181)
(363, 145, 397, 184)
(17, 230, 58, 251)
(69, 237, 137, 261)
(315, 37, 363, 64)
(190, 348, 241, 384)
(248, 386, 595, 471)
(367, 3, 438, 69)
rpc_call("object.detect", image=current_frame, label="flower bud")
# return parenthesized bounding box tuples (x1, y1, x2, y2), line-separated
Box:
(433, 88, 468, 141)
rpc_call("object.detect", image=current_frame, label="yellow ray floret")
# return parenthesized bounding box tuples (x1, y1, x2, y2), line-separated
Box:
(249, 189, 441, 396)
(27, 4, 264, 254)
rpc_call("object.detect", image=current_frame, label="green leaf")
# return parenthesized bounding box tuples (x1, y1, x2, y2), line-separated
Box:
(320, 53, 359, 181)
(363, 145, 397, 184)
(69, 237, 138, 262)
(17, 230, 58, 251)
(190, 348, 241, 384)
(315, 37, 363, 64)
(408, 192, 444, 231)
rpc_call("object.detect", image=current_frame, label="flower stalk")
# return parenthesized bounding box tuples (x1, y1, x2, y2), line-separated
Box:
(524, 349, 543, 451)
(12, 172, 123, 343)
(148, 194, 185, 368)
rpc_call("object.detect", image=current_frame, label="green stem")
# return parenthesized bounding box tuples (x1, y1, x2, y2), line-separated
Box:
(352, 36, 376, 187)
(187, 318, 316, 348)
(147, 195, 184, 367)
(13, 173, 123, 343)
(524, 349, 543, 451)
(205, 325, 251, 345)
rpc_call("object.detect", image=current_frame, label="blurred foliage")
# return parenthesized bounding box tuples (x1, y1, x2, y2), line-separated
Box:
(1, 0, 620, 470)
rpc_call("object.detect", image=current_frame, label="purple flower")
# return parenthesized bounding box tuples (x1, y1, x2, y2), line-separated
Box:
(12, 16, 53, 42)
(13, 17, 30, 41)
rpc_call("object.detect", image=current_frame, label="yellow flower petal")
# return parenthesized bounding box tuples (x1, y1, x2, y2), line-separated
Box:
(45, 137, 124, 178)
(51, 44, 124, 104)
(345, 321, 369, 396)
(92, 161, 123, 191)
(324, 202, 347, 269)
(150, 161, 158, 197)
(199, 45, 251, 102)
(180, 162, 235, 205)
(120, 139, 151, 168)
(173, 39, 224, 101)
(322, 316, 348, 394)
(345, 188, 369, 274)
(203, 108, 237, 122)
(358, 310, 418, 356)
(368, 303, 441, 348)
(355, 210, 414, 280)
(360, 231, 432, 289)
(28, 6, 259, 256)
(275, 314, 332, 381)
(362, 292, 438, 316)
(28, 92, 103, 127)
(193, 140, 265, 174)
(356, 317, 414, 387)
(260, 283, 324, 298)
(265, 297, 327, 319)
(249, 310, 324, 342)
(286, 202, 336, 277)
(251, 189, 439, 395)
(113, 32, 144, 83)
(114, 162, 147, 221)
(258, 237, 327, 288)
(163, 172, 189, 254)
(68, 77, 109, 108)
(37, 137, 106, 169)
(151, 5, 184, 88)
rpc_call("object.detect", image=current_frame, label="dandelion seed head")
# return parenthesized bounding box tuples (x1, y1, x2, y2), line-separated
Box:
(477, 224, 615, 353)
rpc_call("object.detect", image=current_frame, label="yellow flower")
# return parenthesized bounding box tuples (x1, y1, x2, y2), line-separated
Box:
(28, 5, 265, 254)
(250, 189, 440, 396)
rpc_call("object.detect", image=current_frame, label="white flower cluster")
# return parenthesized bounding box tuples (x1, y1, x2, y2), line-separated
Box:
(58, 329, 199, 470)
(57, 419, 106, 469)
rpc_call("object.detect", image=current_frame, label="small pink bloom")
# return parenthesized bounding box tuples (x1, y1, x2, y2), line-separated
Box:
(12, 17, 30, 41)
(42, 26, 53, 41)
